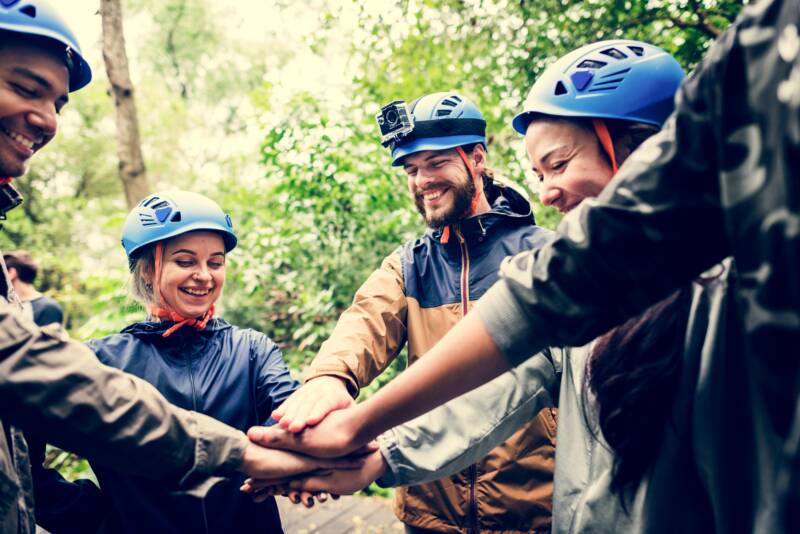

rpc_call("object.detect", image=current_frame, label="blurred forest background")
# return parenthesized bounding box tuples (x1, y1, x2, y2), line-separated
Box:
(13, 0, 744, 477)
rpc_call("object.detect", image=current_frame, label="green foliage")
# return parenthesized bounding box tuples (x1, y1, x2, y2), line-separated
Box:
(219, 93, 419, 371)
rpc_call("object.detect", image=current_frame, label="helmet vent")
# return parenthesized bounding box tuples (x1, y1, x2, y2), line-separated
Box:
(1, 1, 21, 8)
(601, 68, 631, 78)
(139, 214, 158, 227)
(554, 81, 568, 96)
(442, 97, 461, 107)
(170, 211, 182, 223)
(593, 77, 624, 87)
(436, 109, 453, 117)
(600, 48, 627, 60)
(577, 59, 606, 69)
(19, 4, 36, 18)
(628, 45, 645, 56)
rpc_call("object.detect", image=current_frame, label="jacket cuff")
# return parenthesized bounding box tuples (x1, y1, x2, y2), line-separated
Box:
(183, 411, 248, 481)
(475, 281, 543, 367)
(375, 432, 399, 487)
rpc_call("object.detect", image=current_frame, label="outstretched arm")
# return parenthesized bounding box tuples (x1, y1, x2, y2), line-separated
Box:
(248, 312, 508, 458)
(272, 252, 407, 432)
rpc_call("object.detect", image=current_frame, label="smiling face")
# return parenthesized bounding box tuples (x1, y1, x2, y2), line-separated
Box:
(0, 40, 69, 178)
(402, 145, 488, 228)
(525, 118, 613, 214)
(157, 231, 226, 318)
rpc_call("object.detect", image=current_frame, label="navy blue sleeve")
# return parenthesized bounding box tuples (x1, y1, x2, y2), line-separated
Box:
(28, 435, 107, 533)
(247, 330, 300, 426)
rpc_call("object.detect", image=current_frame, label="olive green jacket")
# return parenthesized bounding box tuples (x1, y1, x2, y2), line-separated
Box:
(0, 295, 247, 533)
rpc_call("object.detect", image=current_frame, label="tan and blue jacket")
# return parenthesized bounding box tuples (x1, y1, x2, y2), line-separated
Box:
(307, 181, 557, 533)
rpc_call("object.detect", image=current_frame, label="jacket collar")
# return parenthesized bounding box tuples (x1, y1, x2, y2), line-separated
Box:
(429, 180, 535, 245)
(122, 317, 232, 341)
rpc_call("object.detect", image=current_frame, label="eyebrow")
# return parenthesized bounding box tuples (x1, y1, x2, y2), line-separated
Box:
(12, 67, 69, 106)
(170, 249, 225, 257)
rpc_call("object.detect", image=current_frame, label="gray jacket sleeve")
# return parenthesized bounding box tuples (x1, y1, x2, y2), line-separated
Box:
(377, 347, 561, 487)
(0, 301, 246, 484)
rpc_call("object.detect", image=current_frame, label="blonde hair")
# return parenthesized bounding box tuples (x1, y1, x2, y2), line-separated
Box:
(129, 244, 156, 305)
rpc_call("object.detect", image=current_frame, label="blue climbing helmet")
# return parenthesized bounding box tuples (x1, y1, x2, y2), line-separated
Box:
(512, 40, 685, 134)
(376, 91, 487, 166)
(121, 191, 237, 269)
(0, 0, 92, 91)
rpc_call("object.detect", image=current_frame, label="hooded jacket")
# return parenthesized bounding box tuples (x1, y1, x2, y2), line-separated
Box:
(35, 318, 298, 534)
(307, 181, 556, 533)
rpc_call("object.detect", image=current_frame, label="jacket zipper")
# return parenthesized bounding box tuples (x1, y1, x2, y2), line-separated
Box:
(455, 228, 479, 534)
(185, 343, 211, 534)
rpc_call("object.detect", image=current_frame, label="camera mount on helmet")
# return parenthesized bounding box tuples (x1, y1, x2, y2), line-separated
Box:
(376, 96, 486, 154)
(377, 101, 415, 147)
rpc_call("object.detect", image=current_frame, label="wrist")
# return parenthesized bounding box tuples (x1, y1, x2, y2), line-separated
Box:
(307, 373, 358, 398)
(349, 402, 376, 446)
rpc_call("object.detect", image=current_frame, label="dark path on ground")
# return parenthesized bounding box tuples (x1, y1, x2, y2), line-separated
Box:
(277, 494, 403, 533)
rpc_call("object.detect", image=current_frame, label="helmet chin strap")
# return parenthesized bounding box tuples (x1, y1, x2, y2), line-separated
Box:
(440, 146, 483, 244)
(591, 119, 619, 175)
(146, 241, 215, 337)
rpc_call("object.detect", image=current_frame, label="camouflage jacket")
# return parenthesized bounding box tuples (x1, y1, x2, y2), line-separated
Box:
(476, 0, 800, 531)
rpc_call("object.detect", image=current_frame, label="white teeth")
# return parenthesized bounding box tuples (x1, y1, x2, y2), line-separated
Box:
(182, 288, 210, 296)
(424, 190, 444, 201)
(4, 129, 34, 149)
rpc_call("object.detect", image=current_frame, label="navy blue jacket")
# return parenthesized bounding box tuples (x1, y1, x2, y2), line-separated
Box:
(36, 318, 298, 534)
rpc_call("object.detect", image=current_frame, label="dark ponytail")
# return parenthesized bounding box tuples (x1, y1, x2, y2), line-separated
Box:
(586, 288, 692, 501)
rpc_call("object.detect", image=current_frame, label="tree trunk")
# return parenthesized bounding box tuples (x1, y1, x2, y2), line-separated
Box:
(100, 0, 150, 210)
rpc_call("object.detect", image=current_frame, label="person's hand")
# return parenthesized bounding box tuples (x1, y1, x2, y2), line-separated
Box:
(238, 440, 365, 480)
(249, 406, 368, 459)
(271, 376, 354, 432)
(242, 450, 388, 501)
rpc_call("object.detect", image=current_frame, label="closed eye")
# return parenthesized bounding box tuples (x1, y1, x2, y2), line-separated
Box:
(11, 83, 36, 98)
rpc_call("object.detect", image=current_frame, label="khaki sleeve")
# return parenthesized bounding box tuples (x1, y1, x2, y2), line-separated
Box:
(0, 301, 246, 483)
(306, 251, 407, 396)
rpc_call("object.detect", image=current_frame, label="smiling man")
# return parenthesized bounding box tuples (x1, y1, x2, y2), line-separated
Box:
(0, 40, 68, 179)
(271, 91, 556, 533)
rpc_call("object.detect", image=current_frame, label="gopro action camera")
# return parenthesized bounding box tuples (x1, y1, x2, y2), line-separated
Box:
(376, 100, 414, 146)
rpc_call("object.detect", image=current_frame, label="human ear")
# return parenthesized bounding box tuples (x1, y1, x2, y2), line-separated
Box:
(472, 144, 487, 171)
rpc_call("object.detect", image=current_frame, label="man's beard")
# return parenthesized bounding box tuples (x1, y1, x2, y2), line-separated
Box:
(415, 176, 476, 228)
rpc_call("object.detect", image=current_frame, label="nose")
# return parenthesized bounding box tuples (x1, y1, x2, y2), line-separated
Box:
(27, 104, 58, 139)
(539, 180, 562, 208)
(192, 268, 213, 283)
(414, 167, 438, 190)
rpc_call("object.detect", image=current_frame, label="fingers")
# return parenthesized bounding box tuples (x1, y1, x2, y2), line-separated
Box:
(287, 490, 315, 508)
(276, 394, 305, 430)
(247, 426, 299, 452)
(274, 376, 353, 432)
(279, 397, 322, 432)
(300, 395, 354, 429)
